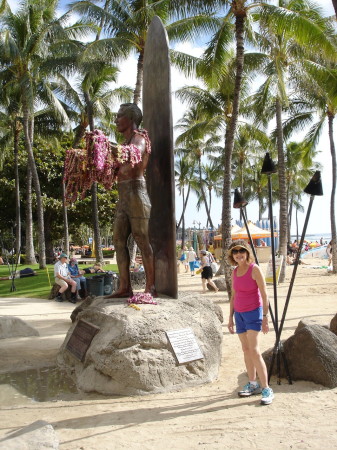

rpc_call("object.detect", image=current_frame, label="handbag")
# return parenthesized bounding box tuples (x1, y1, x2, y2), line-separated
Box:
(194, 260, 200, 269)
(180, 253, 186, 261)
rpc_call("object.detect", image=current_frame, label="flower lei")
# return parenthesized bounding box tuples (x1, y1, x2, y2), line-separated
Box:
(63, 128, 151, 204)
(127, 292, 157, 305)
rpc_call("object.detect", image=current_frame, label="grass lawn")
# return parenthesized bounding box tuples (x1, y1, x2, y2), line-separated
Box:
(0, 263, 118, 299)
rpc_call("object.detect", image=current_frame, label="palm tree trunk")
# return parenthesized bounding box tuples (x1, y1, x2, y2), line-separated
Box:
(45, 211, 55, 264)
(25, 165, 37, 264)
(13, 121, 21, 259)
(275, 97, 287, 282)
(288, 195, 293, 244)
(181, 187, 186, 249)
(221, 11, 246, 296)
(84, 91, 103, 263)
(133, 51, 144, 105)
(258, 194, 263, 221)
(73, 123, 88, 148)
(328, 112, 337, 273)
(62, 178, 69, 256)
(198, 159, 214, 228)
(176, 184, 191, 229)
(22, 104, 46, 268)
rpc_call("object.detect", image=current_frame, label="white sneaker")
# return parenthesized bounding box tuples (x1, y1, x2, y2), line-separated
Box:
(238, 382, 262, 397)
(261, 387, 274, 405)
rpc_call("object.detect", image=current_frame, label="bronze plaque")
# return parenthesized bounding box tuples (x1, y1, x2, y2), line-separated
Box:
(66, 319, 100, 361)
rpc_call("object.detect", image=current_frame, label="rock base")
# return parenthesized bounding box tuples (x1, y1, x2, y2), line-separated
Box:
(0, 316, 39, 339)
(0, 420, 59, 449)
(264, 319, 337, 388)
(58, 293, 223, 396)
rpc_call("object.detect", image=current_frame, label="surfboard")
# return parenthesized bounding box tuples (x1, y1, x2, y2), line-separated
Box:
(143, 16, 177, 298)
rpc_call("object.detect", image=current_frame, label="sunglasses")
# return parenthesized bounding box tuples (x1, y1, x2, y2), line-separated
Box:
(231, 248, 247, 255)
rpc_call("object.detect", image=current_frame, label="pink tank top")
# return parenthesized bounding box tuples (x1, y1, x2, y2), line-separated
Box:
(233, 263, 262, 312)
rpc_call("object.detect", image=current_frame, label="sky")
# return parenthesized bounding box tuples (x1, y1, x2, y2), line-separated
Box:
(6, 0, 337, 236)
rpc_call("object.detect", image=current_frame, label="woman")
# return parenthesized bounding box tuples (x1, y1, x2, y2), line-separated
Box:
(181, 246, 189, 273)
(68, 257, 87, 299)
(200, 250, 218, 293)
(187, 247, 197, 276)
(227, 240, 274, 405)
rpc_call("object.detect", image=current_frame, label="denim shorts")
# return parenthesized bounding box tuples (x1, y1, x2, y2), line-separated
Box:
(234, 307, 262, 334)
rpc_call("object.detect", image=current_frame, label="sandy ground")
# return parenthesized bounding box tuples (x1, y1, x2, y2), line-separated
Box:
(0, 259, 337, 449)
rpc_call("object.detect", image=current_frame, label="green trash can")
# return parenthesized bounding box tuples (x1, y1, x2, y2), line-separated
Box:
(103, 272, 119, 295)
(103, 273, 113, 295)
(87, 275, 104, 297)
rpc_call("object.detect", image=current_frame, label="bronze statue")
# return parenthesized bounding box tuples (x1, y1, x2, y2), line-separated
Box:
(106, 103, 156, 298)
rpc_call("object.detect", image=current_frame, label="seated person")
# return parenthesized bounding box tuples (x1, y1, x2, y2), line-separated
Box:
(0, 267, 37, 281)
(68, 257, 87, 299)
(82, 263, 105, 274)
(54, 253, 77, 303)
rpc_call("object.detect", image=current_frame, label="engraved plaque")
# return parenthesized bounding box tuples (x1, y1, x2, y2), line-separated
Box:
(166, 328, 204, 364)
(66, 319, 100, 361)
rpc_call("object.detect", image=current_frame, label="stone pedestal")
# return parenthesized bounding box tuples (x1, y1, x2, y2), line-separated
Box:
(57, 293, 223, 395)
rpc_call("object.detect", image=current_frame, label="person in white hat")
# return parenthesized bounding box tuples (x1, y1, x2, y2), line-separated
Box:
(54, 253, 77, 303)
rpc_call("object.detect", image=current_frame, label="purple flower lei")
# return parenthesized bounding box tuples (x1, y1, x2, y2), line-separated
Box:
(127, 292, 157, 305)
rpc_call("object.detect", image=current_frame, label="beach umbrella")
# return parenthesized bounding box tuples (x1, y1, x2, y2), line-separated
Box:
(231, 221, 275, 240)
(213, 224, 243, 241)
(231, 224, 241, 234)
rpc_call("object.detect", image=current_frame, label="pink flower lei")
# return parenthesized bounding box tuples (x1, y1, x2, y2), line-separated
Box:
(128, 292, 157, 305)
(63, 128, 151, 204)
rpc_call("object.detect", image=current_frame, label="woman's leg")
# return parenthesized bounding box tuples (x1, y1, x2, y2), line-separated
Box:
(207, 278, 218, 291)
(238, 332, 257, 381)
(201, 278, 207, 292)
(245, 330, 269, 388)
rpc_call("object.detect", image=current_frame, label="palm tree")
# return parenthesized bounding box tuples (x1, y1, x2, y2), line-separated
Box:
(199, 161, 223, 228)
(71, 0, 221, 104)
(285, 141, 320, 241)
(231, 123, 272, 211)
(175, 107, 224, 229)
(247, 0, 337, 280)
(0, 86, 24, 260)
(0, 0, 89, 268)
(175, 157, 197, 249)
(289, 64, 337, 272)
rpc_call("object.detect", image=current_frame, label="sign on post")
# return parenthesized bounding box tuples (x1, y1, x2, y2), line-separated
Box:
(265, 255, 284, 284)
(166, 328, 204, 364)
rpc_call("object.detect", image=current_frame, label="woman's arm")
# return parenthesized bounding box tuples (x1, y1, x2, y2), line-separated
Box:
(252, 265, 270, 334)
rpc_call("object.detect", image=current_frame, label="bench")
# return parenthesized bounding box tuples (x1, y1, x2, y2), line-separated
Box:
(78, 258, 112, 265)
